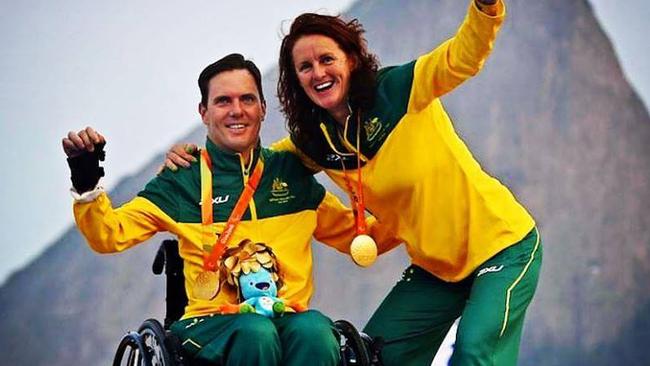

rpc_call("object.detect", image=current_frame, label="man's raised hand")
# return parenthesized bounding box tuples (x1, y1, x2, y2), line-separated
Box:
(62, 126, 105, 158)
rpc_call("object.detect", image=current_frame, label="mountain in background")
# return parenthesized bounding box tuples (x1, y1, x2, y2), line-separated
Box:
(1, 0, 648, 365)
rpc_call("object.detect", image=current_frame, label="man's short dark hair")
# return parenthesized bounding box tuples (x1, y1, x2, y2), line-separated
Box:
(198, 53, 265, 107)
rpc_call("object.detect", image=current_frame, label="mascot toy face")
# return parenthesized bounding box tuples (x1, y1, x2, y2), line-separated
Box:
(239, 267, 278, 299)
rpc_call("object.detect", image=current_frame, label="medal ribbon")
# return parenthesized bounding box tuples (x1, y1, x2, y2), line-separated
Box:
(326, 112, 367, 235)
(200, 148, 264, 271)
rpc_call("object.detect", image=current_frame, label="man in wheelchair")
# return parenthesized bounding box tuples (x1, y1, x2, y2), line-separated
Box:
(111, 238, 381, 366)
(63, 53, 394, 365)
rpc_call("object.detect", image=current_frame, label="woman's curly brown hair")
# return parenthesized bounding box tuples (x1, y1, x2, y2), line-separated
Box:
(278, 13, 380, 148)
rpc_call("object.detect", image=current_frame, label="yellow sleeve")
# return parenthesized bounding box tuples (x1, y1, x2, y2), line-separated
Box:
(270, 136, 322, 173)
(313, 191, 401, 255)
(365, 216, 403, 255)
(73, 193, 174, 254)
(408, 0, 506, 112)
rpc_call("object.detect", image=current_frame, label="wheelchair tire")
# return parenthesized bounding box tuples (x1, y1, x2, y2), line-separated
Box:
(113, 331, 152, 366)
(361, 332, 383, 366)
(335, 320, 371, 366)
(138, 319, 172, 366)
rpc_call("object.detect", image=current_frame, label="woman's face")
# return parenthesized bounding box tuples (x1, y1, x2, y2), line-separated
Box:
(292, 34, 355, 118)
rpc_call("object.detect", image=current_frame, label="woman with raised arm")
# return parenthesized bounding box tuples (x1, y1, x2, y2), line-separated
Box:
(274, 1, 542, 365)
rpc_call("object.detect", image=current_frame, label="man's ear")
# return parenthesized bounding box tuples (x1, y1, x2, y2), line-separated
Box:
(198, 103, 208, 124)
(260, 101, 267, 121)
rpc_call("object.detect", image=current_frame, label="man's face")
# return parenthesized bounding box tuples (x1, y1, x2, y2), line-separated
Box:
(199, 69, 265, 159)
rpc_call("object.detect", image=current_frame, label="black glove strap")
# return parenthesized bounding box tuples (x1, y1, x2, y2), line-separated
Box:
(67, 142, 106, 194)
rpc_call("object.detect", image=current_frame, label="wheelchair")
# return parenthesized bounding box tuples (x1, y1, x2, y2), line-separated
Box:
(112, 239, 383, 366)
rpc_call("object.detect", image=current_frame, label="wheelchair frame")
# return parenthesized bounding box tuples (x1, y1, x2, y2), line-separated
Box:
(112, 239, 382, 366)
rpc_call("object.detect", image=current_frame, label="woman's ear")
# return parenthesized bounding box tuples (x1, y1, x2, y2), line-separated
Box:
(348, 53, 360, 72)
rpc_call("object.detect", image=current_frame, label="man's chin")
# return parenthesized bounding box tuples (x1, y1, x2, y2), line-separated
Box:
(229, 140, 258, 153)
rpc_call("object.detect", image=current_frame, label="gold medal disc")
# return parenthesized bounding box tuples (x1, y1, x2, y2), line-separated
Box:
(193, 270, 220, 300)
(351, 234, 378, 267)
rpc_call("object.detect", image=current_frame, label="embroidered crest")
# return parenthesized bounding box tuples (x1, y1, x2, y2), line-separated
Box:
(269, 177, 295, 204)
(363, 117, 383, 141)
(271, 178, 289, 197)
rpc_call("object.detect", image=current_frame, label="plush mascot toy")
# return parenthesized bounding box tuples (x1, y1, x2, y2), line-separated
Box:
(238, 267, 286, 317)
(220, 239, 286, 318)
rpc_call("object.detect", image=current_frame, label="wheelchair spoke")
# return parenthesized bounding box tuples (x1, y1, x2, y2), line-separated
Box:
(335, 320, 372, 366)
(141, 331, 165, 366)
(138, 319, 172, 366)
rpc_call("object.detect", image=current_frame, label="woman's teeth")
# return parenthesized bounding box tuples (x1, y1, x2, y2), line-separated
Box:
(315, 81, 334, 91)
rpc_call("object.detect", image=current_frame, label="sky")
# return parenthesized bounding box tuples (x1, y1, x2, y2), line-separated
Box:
(0, 0, 648, 288)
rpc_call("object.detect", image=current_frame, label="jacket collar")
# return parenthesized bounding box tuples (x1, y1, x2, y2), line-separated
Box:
(317, 110, 367, 169)
(204, 137, 262, 175)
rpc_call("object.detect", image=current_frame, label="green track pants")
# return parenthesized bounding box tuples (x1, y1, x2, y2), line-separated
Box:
(364, 228, 542, 366)
(170, 309, 340, 366)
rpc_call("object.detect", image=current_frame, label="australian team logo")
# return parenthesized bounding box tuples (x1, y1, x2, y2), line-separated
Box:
(269, 177, 295, 204)
(363, 117, 383, 141)
(271, 178, 289, 197)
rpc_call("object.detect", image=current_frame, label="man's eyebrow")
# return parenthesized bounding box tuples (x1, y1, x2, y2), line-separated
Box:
(213, 95, 230, 102)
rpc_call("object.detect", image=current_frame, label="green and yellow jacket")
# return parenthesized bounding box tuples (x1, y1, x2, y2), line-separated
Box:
(273, 0, 535, 282)
(74, 139, 397, 319)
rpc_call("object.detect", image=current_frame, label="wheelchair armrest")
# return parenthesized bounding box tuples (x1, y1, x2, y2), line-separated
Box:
(152, 242, 167, 275)
(152, 239, 185, 276)
(151, 239, 188, 328)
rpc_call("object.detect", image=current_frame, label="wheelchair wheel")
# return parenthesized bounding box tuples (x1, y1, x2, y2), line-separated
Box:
(335, 320, 371, 366)
(138, 319, 172, 366)
(361, 332, 383, 366)
(113, 331, 151, 366)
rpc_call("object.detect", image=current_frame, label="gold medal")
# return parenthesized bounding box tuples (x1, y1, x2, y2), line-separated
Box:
(193, 270, 220, 300)
(351, 234, 377, 267)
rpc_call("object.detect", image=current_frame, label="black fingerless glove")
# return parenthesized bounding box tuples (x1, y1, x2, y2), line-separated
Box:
(67, 142, 106, 194)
